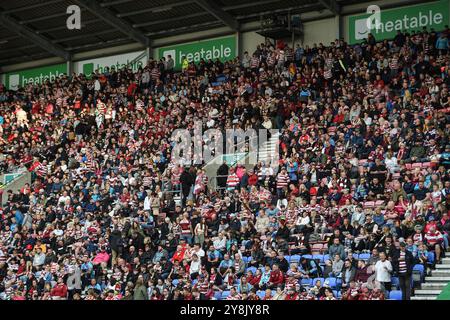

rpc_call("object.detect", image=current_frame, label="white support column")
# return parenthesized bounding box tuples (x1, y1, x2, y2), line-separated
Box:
(67, 60, 73, 77)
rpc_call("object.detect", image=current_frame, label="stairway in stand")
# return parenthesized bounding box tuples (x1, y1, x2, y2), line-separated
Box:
(412, 255, 450, 300)
(257, 132, 280, 166)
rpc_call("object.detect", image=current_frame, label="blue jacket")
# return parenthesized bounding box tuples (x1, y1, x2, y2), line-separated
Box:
(436, 37, 448, 50)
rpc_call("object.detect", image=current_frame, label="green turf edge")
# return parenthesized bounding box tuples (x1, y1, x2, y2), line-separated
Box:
(437, 282, 450, 300)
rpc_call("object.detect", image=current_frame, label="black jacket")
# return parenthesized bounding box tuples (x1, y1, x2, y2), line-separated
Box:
(392, 249, 415, 276)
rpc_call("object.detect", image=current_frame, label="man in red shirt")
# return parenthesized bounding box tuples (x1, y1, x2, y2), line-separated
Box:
(285, 287, 299, 300)
(50, 277, 68, 300)
(267, 264, 284, 289)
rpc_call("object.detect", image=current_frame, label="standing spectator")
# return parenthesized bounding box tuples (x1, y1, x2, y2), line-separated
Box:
(392, 241, 414, 300)
(374, 252, 393, 295)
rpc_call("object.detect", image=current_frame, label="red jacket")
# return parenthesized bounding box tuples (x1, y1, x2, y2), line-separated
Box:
(248, 174, 258, 186)
(248, 274, 261, 286)
(269, 270, 284, 285)
(51, 284, 68, 298)
(285, 293, 298, 300)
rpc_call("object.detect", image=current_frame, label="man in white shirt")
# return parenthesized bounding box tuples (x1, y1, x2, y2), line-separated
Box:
(189, 254, 202, 280)
(374, 251, 393, 295)
(213, 233, 227, 253)
(58, 190, 71, 206)
(191, 243, 205, 259)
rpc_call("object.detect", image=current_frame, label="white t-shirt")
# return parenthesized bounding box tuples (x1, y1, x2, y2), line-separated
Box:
(374, 260, 393, 282)
(190, 259, 201, 274)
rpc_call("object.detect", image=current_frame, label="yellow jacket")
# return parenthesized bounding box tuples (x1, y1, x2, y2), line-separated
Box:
(182, 58, 189, 71)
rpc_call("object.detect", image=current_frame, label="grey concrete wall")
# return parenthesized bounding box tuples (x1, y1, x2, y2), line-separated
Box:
(0, 172, 31, 206)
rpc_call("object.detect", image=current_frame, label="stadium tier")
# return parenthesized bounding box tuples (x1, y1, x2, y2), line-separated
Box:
(0, 0, 450, 302)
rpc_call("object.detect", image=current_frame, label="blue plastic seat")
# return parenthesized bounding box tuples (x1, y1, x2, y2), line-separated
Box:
(358, 253, 370, 261)
(312, 254, 324, 263)
(413, 264, 425, 276)
(323, 254, 330, 262)
(246, 266, 257, 275)
(285, 255, 291, 263)
(290, 255, 301, 263)
(325, 277, 337, 289)
(391, 276, 399, 289)
(335, 278, 342, 289)
(256, 291, 266, 299)
(313, 277, 325, 286)
(221, 291, 230, 299)
(333, 290, 341, 298)
(303, 254, 313, 260)
(427, 252, 435, 265)
(300, 278, 313, 286)
(216, 75, 226, 82)
(389, 290, 402, 300)
(214, 291, 222, 300)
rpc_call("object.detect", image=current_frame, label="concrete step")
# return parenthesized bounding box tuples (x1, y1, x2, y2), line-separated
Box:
(411, 296, 437, 300)
(414, 289, 442, 295)
(424, 276, 450, 282)
(442, 257, 450, 263)
(435, 264, 450, 269)
(421, 283, 447, 290)
(432, 270, 450, 276)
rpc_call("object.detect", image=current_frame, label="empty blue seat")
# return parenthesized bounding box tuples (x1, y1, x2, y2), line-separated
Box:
(246, 266, 257, 275)
(325, 277, 337, 289)
(323, 254, 330, 262)
(222, 291, 230, 299)
(290, 255, 301, 263)
(413, 264, 425, 284)
(256, 291, 265, 299)
(389, 290, 402, 300)
(358, 253, 370, 261)
(285, 255, 291, 263)
(214, 291, 222, 300)
(391, 277, 399, 289)
(301, 278, 313, 286)
(413, 264, 425, 276)
(312, 254, 324, 263)
(303, 254, 313, 260)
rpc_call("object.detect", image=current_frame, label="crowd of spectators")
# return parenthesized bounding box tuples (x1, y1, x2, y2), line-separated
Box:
(0, 26, 449, 300)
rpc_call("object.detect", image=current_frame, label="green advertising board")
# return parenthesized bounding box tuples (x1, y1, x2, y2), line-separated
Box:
(4, 63, 67, 90)
(74, 51, 147, 79)
(348, 0, 450, 44)
(158, 35, 236, 70)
